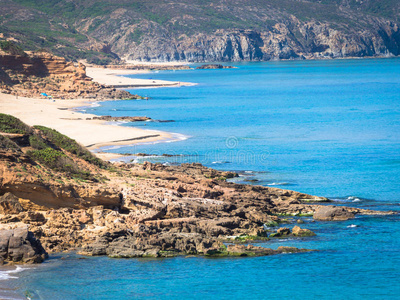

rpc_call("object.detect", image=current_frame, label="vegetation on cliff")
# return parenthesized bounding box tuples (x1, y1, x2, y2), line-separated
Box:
(33, 125, 106, 168)
(0, 40, 26, 56)
(0, 113, 32, 134)
(0, 134, 20, 151)
(0, 114, 102, 181)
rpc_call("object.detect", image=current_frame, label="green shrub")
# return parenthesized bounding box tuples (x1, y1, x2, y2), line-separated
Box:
(27, 147, 93, 180)
(33, 125, 106, 168)
(0, 135, 21, 151)
(29, 134, 48, 150)
(0, 40, 26, 56)
(27, 147, 66, 166)
(0, 114, 32, 134)
(86, 56, 112, 65)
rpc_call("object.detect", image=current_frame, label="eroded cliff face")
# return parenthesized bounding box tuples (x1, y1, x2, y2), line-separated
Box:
(117, 19, 400, 62)
(0, 50, 139, 99)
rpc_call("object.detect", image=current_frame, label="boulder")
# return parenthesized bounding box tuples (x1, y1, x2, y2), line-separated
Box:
(0, 227, 47, 264)
(0, 192, 24, 214)
(269, 227, 291, 238)
(292, 226, 316, 237)
(313, 206, 355, 221)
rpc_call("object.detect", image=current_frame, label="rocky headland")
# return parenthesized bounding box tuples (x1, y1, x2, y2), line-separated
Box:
(0, 46, 141, 100)
(0, 114, 396, 264)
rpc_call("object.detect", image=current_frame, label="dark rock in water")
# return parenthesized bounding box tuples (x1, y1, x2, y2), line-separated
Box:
(277, 227, 291, 235)
(0, 227, 47, 264)
(269, 226, 316, 238)
(296, 219, 305, 224)
(0, 192, 24, 214)
(80, 228, 312, 258)
(196, 64, 235, 70)
(313, 206, 355, 221)
(269, 227, 291, 238)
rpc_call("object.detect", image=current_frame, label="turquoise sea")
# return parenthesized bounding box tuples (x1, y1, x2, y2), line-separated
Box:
(2, 58, 400, 299)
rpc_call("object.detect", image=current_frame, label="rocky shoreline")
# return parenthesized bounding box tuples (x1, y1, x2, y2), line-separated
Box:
(0, 144, 396, 264)
(0, 114, 394, 264)
(0, 115, 397, 264)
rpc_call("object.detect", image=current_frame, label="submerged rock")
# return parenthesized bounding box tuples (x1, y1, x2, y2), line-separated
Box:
(225, 244, 313, 257)
(313, 206, 355, 221)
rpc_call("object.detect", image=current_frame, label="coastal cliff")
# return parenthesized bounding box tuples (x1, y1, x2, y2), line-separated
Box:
(116, 19, 400, 62)
(0, 45, 140, 99)
(0, 115, 395, 263)
(1, 0, 399, 62)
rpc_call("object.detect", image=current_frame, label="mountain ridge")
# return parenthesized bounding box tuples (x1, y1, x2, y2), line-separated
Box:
(0, 0, 399, 62)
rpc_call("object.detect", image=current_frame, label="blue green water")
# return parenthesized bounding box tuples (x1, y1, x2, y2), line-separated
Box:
(4, 59, 400, 299)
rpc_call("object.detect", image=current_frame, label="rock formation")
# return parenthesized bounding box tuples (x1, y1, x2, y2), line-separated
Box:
(0, 50, 141, 100)
(0, 227, 47, 265)
(121, 21, 400, 62)
(313, 206, 355, 221)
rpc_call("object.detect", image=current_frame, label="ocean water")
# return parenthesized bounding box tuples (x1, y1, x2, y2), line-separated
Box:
(2, 58, 400, 299)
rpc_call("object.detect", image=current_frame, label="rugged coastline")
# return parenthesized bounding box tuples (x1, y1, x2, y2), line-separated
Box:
(0, 53, 397, 265)
(0, 115, 396, 264)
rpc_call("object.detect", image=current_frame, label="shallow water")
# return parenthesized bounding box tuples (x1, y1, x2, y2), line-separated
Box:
(3, 58, 400, 299)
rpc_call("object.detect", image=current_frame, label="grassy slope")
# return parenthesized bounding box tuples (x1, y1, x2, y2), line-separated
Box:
(0, 113, 108, 180)
(0, 0, 117, 62)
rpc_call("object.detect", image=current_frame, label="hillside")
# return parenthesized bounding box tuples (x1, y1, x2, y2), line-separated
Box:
(0, 0, 399, 62)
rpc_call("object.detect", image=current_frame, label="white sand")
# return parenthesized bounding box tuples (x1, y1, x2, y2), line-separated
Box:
(0, 93, 179, 151)
(86, 67, 194, 88)
(1, 65, 195, 155)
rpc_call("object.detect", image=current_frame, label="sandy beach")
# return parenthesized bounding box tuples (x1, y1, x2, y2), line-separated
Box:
(86, 66, 194, 88)
(0, 64, 194, 160)
(0, 90, 184, 159)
